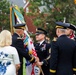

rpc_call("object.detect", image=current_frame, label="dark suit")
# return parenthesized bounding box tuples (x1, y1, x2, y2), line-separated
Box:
(50, 35, 76, 75)
(12, 33, 35, 75)
(35, 41, 51, 75)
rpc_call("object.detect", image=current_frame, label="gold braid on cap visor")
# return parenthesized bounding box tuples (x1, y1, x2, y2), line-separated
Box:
(18, 27, 25, 30)
(55, 26, 64, 29)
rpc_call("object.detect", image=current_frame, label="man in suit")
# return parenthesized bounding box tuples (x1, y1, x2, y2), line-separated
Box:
(35, 28, 51, 75)
(49, 22, 76, 75)
(11, 24, 37, 75)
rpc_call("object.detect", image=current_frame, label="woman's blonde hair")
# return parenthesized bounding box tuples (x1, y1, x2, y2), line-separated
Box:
(0, 30, 12, 47)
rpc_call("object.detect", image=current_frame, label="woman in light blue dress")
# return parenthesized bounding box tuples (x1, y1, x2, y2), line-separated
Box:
(0, 30, 20, 75)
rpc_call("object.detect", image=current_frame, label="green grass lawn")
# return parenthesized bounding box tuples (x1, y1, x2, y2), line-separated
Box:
(23, 58, 26, 75)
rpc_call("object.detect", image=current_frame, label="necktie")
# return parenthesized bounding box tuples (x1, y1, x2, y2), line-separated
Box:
(37, 43, 40, 46)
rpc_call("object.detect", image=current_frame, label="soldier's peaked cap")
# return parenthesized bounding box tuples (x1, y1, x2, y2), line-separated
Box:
(68, 24, 76, 31)
(13, 23, 25, 29)
(55, 22, 70, 29)
(36, 28, 47, 35)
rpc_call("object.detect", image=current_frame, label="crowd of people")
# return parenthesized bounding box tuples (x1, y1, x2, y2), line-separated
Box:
(0, 21, 76, 75)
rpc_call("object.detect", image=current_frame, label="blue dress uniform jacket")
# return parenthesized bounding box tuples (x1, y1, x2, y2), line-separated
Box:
(50, 35, 76, 75)
(35, 41, 51, 75)
(12, 33, 35, 75)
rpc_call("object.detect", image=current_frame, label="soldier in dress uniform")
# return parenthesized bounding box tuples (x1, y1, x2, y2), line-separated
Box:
(49, 22, 76, 75)
(65, 23, 76, 40)
(34, 28, 51, 75)
(11, 24, 36, 75)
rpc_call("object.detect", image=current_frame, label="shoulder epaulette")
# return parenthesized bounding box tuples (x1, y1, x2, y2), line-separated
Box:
(73, 68, 76, 71)
(52, 37, 57, 41)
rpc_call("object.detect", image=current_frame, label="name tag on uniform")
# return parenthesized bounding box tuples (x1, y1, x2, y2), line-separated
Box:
(17, 37, 23, 39)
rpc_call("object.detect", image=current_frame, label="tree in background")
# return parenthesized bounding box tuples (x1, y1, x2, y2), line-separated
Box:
(0, 0, 10, 31)
(27, 0, 76, 39)
(0, 0, 24, 32)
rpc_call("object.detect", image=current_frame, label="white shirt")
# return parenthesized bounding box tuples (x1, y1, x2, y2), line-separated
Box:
(0, 46, 20, 75)
(39, 40, 45, 45)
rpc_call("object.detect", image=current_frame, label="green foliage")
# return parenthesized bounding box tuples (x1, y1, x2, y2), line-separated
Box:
(50, 0, 76, 23)
(27, 0, 76, 39)
(33, 19, 42, 26)
(20, 7, 25, 15)
(0, 0, 10, 31)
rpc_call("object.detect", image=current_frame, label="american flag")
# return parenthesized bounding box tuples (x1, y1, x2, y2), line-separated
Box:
(23, 30, 37, 75)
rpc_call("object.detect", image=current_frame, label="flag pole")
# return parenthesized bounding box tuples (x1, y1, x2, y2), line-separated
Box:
(10, 6, 13, 34)
(10, 6, 14, 34)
